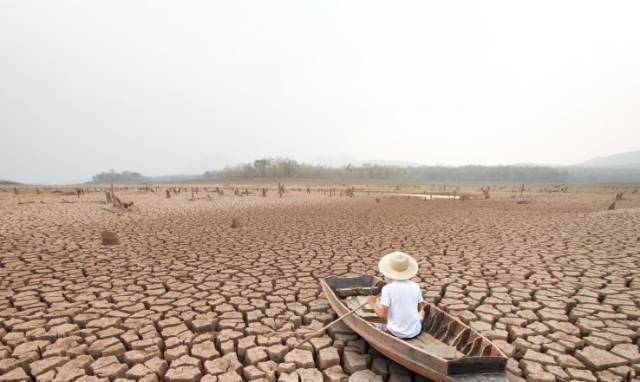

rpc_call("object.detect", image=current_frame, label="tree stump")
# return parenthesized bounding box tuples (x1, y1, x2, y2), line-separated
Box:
(101, 231, 120, 245)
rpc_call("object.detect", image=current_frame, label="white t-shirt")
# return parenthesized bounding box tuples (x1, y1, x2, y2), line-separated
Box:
(379, 280, 423, 338)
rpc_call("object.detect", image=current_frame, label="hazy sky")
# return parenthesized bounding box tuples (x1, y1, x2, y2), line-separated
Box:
(2, 1, 639, 183)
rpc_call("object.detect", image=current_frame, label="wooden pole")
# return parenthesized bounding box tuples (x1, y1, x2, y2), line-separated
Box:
(292, 301, 369, 349)
(14, 187, 21, 204)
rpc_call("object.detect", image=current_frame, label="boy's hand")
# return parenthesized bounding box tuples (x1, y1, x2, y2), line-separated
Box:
(366, 295, 388, 320)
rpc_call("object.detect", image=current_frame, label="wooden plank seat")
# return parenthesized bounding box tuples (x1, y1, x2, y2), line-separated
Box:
(407, 332, 462, 359)
(343, 296, 379, 320)
(335, 286, 380, 297)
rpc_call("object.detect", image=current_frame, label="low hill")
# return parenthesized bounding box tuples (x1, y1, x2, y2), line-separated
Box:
(578, 150, 640, 169)
(0, 179, 21, 185)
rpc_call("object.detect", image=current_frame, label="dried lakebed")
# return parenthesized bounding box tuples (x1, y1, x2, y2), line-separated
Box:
(0, 189, 639, 382)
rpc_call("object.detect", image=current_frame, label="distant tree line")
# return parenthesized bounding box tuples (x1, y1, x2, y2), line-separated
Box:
(203, 158, 410, 180)
(91, 159, 640, 184)
(204, 158, 568, 183)
(92, 169, 146, 183)
(203, 158, 640, 184)
(566, 167, 640, 184)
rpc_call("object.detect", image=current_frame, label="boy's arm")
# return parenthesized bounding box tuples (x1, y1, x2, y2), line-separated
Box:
(366, 296, 388, 320)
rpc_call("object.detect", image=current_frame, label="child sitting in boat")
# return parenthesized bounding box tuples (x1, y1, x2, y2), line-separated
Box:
(367, 251, 424, 339)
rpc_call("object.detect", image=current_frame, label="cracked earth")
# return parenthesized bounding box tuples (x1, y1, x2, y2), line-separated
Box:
(1, 185, 639, 382)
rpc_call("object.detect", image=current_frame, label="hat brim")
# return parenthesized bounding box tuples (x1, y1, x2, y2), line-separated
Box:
(378, 253, 419, 280)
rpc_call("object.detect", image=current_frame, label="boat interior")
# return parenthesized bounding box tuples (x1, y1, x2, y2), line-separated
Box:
(325, 275, 504, 361)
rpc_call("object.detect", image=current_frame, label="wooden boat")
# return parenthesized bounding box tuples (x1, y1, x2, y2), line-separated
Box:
(321, 275, 508, 382)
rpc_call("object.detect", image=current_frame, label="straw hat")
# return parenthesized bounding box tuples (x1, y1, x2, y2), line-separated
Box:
(378, 251, 418, 280)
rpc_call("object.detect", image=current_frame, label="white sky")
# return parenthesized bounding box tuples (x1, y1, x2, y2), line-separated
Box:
(1, 1, 639, 184)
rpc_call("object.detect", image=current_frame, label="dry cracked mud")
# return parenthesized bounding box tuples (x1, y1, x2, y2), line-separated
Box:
(0, 185, 639, 382)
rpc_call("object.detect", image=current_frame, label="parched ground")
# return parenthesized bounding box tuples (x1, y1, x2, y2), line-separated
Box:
(0, 185, 639, 382)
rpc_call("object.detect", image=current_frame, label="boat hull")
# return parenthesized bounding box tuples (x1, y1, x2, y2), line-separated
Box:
(321, 276, 508, 382)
